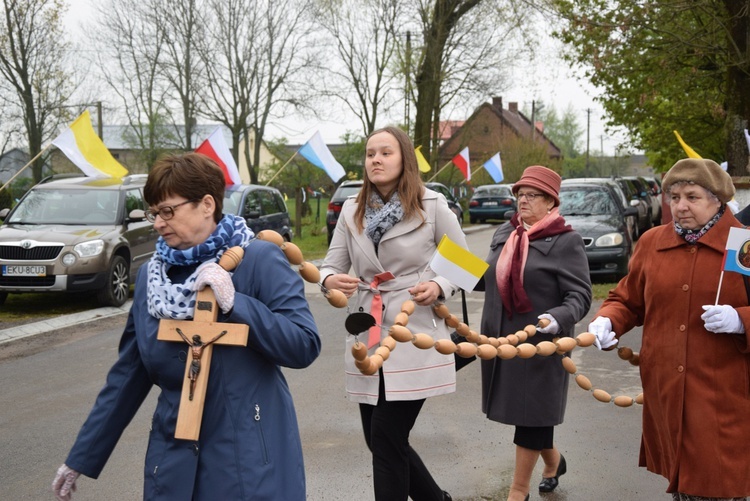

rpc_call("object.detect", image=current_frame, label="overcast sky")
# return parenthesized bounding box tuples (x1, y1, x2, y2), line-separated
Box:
(63, 0, 626, 155)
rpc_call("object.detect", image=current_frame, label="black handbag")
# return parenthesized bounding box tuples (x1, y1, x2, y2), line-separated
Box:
(451, 289, 476, 370)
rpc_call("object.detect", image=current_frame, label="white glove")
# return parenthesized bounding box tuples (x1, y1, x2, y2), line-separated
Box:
(195, 263, 236, 313)
(701, 305, 745, 334)
(536, 314, 559, 334)
(52, 464, 80, 501)
(588, 316, 617, 349)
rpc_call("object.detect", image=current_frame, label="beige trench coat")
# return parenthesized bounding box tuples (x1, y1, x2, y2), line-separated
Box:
(596, 210, 750, 497)
(320, 189, 468, 404)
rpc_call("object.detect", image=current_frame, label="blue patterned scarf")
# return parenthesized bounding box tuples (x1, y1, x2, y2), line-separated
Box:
(146, 214, 254, 319)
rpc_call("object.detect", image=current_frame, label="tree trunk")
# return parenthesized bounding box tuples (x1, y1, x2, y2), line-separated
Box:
(723, 0, 750, 175)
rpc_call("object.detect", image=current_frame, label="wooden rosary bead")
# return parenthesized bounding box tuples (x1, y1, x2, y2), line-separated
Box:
(394, 311, 410, 326)
(576, 332, 596, 347)
(298, 261, 321, 283)
(433, 303, 451, 319)
(389, 325, 414, 343)
(355, 357, 373, 372)
(497, 344, 518, 360)
(455, 322, 471, 337)
(218, 246, 244, 271)
(280, 242, 303, 265)
(617, 346, 634, 360)
(325, 289, 348, 308)
(464, 330, 481, 343)
(593, 389, 612, 403)
(401, 300, 415, 315)
(487, 337, 500, 348)
(536, 341, 558, 356)
(496, 337, 509, 346)
(524, 324, 537, 336)
(555, 337, 578, 354)
(505, 333, 519, 346)
(635, 393, 644, 404)
(364, 355, 382, 374)
(435, 339, 458, 354)
(575, 374, 593, 390)
(352, 342, 368, 361)
(516, 343, 537, 359)
(477, 334, 490, 345)
(455, 342, 478, 358)
(374, 346, 391, 362)
(515, 330, 529, 343)
(381, 336, 397, 351)
(476, 344, 498, 360)
(445, 314, 460, 329)
(256, 229, 284, 246)
(412, 333, 436, 349)
(629, 353, 640, 366)
(561, 356, 577, 374)
(614, 396, 635, 407)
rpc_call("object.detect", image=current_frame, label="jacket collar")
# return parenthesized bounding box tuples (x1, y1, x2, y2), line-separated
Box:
(656, 210, 740, 253)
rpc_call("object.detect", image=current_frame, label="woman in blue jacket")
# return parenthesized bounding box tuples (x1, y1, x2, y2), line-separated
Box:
(52, 153, 321, 500)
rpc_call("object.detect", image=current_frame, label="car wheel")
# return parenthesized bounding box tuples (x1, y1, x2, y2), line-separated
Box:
(644, 210, 653, 230)
(97, 255, 130, 307)
(470, 216, 477, 224)
(0, 292, 6, 305)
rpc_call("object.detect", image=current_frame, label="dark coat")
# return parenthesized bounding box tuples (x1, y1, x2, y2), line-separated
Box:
(64, 239, 321, 500)
(596, 211, 750, 497)
(479, 222, 592, 426)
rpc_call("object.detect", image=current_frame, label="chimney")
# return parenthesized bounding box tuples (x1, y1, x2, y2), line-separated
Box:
(509, 102, 518, 113)
(535, 121, 544, 133)
(492, 96, 503, 111)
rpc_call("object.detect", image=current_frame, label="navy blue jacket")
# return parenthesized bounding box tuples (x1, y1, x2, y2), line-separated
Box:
(65, 239, 321, 500)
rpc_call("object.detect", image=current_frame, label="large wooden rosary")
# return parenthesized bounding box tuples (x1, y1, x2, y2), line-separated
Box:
(256, 230, 644, 408)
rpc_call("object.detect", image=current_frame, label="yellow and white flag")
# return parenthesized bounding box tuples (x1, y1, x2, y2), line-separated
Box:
(51, 111, 128, 178)
(673, 130, 702, 159)
(429, 234, 489, 291)
(415, 145, 431, 173)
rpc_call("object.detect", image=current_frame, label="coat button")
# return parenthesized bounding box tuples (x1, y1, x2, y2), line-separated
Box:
(679, 324, 686, 331)
(690, 247, 696, 253)
(677, 365, 685, 373)
(192, 444, 199, 456)
(682, 284, 689, 291)
(358, 307, 364, 312)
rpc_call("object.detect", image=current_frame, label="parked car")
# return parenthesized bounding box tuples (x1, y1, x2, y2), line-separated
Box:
(625, 176, 660, 227)
(641, 176, 663, 224)
(468, 184, 516, 224)
(613, 177, 651, 239)
(223, 184, 293, 241)
(560, 179, 639, 280)
(0, 174, 157, 306)
(424, 181, 463, 227)
(326, 180, 363, 245)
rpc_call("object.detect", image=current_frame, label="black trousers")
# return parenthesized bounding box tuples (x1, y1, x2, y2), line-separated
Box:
(358, 377, 444, 501)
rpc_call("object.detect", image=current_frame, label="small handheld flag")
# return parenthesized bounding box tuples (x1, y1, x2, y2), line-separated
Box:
(195, 127, 241, 185)
(452, 147, 470, 181)
(673, 130, 702, 159)
(415, 145, 431, 173)
(51, 111, 128, 178)
(722, 227, 750, 276)
(298, 131, 346, 183)
(483, 153, 504, 183)
(428, 234, 489, 291)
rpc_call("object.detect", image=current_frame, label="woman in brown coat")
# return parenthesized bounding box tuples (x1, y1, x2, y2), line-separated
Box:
(479, 166, 592, 501)
(589, 158, 750, 500)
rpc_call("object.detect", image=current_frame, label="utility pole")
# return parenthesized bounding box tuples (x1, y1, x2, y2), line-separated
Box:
(405, 31, 411, 133)
(531, 100, 536, 142)
(585, 108, 591, 175)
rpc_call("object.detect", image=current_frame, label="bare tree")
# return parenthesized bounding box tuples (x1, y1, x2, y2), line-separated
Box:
(90, 0, 174, 170)
(316, 0, 404, 137)
(0, 0, 74, 181)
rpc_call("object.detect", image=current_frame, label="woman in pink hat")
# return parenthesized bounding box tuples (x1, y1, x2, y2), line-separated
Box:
(477, 165, 592, 501)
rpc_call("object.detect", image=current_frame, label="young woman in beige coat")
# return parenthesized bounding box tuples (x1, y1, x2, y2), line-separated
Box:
(319, 126, 467, 501)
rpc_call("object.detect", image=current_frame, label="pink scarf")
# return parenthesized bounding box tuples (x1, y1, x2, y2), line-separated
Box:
(495, 208, 572, 316)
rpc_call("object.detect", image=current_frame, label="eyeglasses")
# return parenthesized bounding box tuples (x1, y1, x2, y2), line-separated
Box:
(145, 199, 197, 222)
(516, 192, 545, 201)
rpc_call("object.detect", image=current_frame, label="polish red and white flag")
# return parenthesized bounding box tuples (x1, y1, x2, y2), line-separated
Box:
(195, 127, 241, 185)
(452, 147, 470, 181)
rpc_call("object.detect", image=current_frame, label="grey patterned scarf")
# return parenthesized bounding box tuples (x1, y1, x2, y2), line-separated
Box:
(365, 191, 403, 249)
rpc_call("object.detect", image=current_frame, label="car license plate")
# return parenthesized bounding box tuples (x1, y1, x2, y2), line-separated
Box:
(484, 201, 498, 206)
(1, 265, 46, 277)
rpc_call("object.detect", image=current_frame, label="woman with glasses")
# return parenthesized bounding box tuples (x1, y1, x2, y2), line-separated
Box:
(52, 153, 320, 500)
(477, 165, 591, 501)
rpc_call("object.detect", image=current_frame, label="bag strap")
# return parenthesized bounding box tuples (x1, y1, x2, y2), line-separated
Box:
(460, 289, 468, 325)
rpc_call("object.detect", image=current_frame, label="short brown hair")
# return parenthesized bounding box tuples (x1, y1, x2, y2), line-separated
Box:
(144, 153, 225, 223)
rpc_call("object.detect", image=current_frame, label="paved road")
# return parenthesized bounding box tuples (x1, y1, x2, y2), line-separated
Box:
(0, 225, 669, 500)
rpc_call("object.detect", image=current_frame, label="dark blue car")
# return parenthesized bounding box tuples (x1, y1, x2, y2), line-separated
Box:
(223, 184, 293, 241)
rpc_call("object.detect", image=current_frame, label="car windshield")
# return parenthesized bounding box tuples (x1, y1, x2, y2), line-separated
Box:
(474, 186, 510, 197)
(9, 189, 120, 224)
(223, 191, 243, 215)
(560, 187, 617, 216)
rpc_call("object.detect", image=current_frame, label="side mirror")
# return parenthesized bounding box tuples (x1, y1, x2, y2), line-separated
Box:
(246, 210, 261, 219)
(128, 209, 147, 221)
(630, 199, 640, 207)
(0, 208, 9, 220)
(623, 207, 638, 217)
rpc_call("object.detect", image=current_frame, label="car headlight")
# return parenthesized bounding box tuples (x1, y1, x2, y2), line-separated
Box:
(74, 239, 105, 257)
(595, 233, 624, 247)
(61, 253, 77, 266)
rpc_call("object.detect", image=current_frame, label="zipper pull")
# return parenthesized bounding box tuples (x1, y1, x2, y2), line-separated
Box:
(254, 403, 260, 421)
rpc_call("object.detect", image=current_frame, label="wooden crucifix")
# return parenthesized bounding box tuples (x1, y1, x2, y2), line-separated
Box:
(157, 247, 249, 441)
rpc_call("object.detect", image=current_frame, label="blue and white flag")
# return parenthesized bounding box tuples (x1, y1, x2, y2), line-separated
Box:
(483, 152, 503, 183)
(722, 227, 750, 276)
(298, 131, 346, 183)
